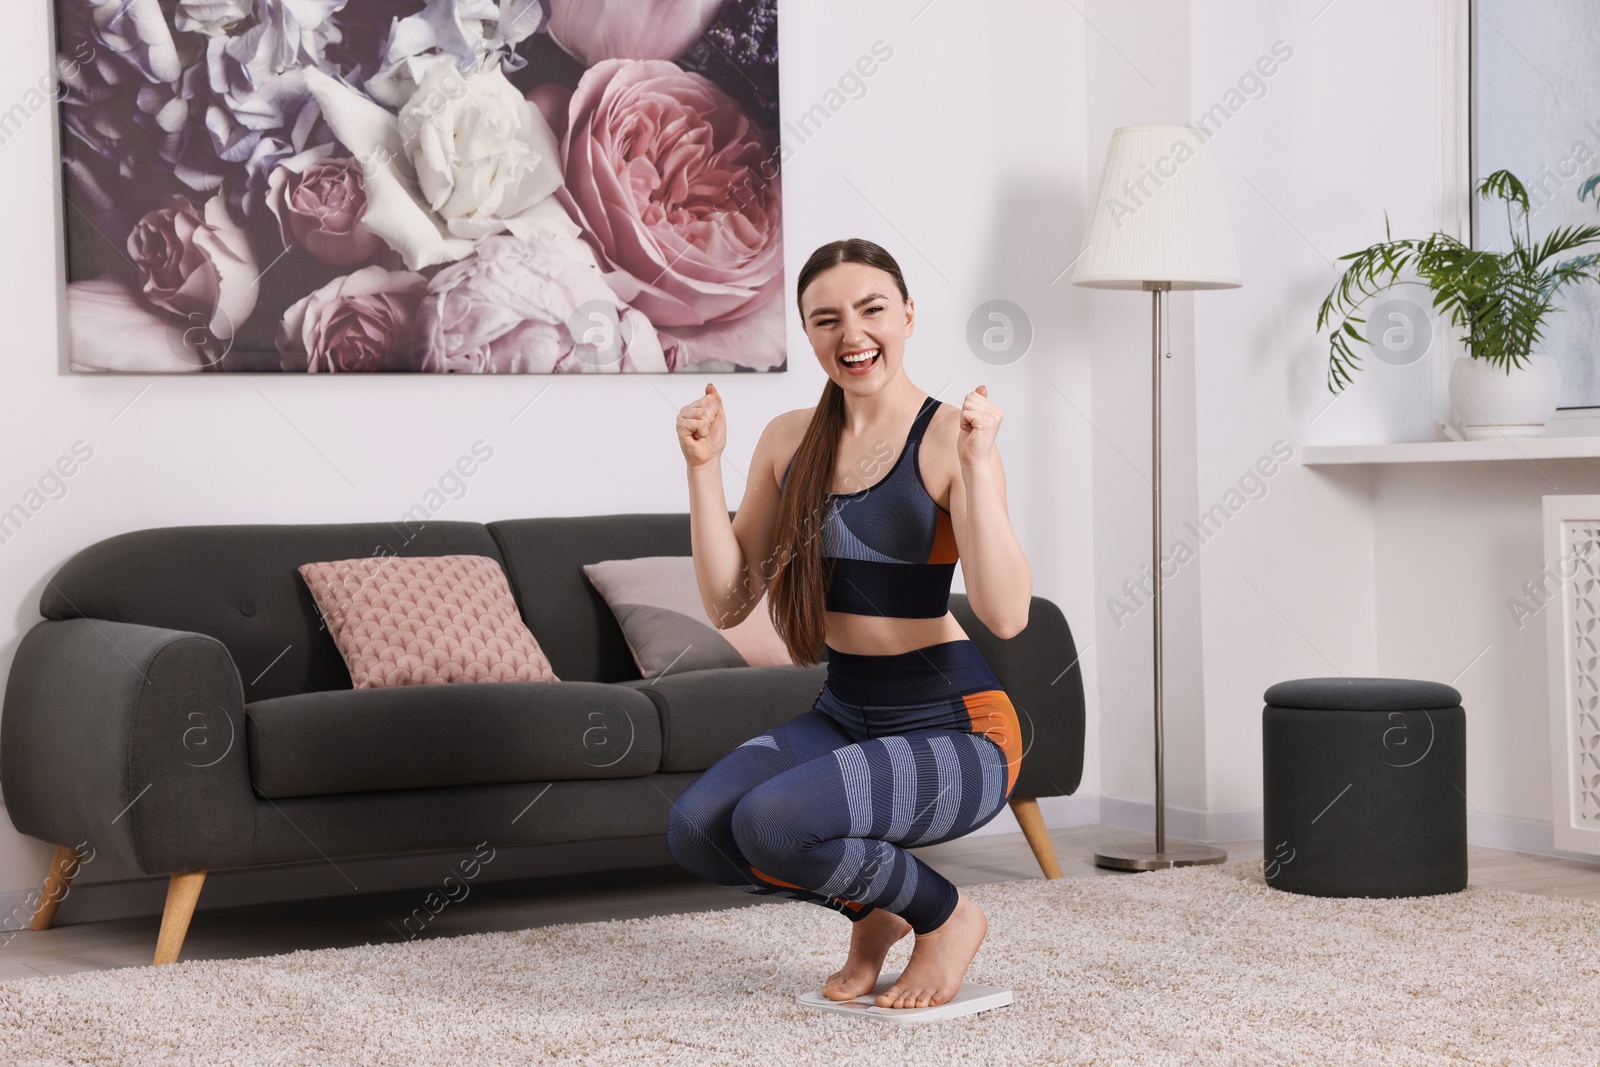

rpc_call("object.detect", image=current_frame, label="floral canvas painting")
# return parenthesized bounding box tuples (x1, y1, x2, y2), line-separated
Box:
(54, 0, 784, 374)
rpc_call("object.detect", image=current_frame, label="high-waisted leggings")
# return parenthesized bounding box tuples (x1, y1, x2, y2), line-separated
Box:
(664, 638, 1021, 935)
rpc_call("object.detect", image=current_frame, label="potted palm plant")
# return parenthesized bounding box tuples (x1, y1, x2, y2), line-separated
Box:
(1317, 170, 1600, 438)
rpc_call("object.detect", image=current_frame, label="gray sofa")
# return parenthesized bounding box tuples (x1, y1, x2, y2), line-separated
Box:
(1, 513, 1085, 964)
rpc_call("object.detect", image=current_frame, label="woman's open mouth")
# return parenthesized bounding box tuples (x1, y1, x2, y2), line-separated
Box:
(839, 347, 880, 374)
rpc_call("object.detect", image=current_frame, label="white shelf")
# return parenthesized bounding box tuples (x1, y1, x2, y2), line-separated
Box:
(1301, 437, 1600, 465)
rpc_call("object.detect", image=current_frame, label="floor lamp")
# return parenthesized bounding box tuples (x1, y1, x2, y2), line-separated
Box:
(1073, 124, 1242, 871)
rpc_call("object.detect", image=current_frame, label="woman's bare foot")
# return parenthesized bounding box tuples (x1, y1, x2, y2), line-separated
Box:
(820, 909, 912, 1001)
(873, 893, 987, 1009)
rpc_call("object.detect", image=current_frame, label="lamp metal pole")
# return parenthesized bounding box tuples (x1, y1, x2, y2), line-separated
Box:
(1093, 281, 1227, 872)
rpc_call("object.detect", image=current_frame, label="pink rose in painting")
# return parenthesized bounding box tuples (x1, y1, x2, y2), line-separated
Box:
(127, 192, 259, 343)
(557, 59, 783, 328)
(415, 233, 672, 374)
(266, 154, 385, 267)
(546, 0, 723, 64)
(276, 266, 428, 372)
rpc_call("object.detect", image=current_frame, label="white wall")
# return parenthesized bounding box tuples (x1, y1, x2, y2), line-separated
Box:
(0, 2, 1100, 911)
(1185, 0, 1589, 858)
(1372, 461, 1600, 826)
(1078, 0, 1577, 852)
(1185, 0, 1439, 820)
(1079, 0, 1408, 838)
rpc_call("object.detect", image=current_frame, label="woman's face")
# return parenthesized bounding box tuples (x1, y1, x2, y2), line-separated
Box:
(799, 262, 914, 393)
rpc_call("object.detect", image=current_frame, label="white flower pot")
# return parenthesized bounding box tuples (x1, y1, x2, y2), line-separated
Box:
(1448, 355, 1561, 440)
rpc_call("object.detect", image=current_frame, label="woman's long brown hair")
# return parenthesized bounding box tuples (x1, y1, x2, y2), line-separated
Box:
(767, 238, 911, 665)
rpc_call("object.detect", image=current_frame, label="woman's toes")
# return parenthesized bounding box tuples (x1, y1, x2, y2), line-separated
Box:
(876, 982, 956, 1009)
(821, 972, 858, 1001)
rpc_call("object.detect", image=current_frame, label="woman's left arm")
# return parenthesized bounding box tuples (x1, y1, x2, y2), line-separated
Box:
(950, 385, 1032, 639)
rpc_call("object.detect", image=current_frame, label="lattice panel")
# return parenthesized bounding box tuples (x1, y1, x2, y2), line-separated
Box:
(1563, 521, 1600, 825)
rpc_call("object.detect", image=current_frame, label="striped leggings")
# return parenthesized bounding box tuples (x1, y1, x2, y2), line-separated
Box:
(665, 639, 1021, 935)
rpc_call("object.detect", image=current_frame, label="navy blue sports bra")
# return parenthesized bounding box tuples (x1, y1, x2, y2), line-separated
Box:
(781, 395, 959, 618)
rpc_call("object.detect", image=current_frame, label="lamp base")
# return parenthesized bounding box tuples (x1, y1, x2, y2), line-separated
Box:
(1094, 841, 1228, 872)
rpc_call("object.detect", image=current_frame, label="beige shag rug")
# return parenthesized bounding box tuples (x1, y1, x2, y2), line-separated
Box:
(3, 861, 1599, 1066)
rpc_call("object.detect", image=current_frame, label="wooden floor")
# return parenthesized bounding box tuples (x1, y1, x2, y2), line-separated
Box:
(2, 826, 1597, 982)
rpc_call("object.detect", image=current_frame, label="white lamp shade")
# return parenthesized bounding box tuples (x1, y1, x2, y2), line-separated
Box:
(1072, 124, 1241, 290)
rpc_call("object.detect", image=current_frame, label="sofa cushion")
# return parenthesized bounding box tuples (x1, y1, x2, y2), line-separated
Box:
(630, 664, 830, 773)
(245, 681, 660, 798)
(298, 554, 558, 687)
(582, 555, 794, 676)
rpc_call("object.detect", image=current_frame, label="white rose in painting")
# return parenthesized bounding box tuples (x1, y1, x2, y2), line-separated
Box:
(303, 61, 580, 271)
(401, 58, 563, 240)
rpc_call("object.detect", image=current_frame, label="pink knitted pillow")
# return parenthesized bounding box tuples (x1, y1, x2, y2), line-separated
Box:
(298, 554, 559, 688)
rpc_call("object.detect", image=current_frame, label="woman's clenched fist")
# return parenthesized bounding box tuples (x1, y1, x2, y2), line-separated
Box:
(678, 382, 727, 469)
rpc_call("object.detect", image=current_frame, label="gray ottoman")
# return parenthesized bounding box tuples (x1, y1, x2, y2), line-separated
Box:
(1262, 677, 1466, 897)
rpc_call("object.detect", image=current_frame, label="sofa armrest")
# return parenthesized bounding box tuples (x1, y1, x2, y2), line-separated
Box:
(1, 618, 255, 875)
(949, 593, 1086, 800)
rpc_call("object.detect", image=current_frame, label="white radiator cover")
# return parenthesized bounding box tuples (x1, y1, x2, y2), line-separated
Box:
(1543, 495, 1600, 855)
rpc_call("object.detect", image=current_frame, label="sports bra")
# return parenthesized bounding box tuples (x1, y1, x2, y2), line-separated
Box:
(780, 395, 959, 618)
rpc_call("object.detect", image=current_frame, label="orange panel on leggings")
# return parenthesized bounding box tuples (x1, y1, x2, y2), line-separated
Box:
(962, 689, 1022, 794)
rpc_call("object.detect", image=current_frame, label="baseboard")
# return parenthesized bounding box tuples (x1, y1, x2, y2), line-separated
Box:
(963, 793, 1101, 839)
(1098, 795, 1264, 843)
(1466, 809, 1600, 863)
(1096, 795, 1600, 863)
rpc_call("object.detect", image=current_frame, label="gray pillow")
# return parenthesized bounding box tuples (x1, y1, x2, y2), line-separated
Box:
(581, 555, 795, 678)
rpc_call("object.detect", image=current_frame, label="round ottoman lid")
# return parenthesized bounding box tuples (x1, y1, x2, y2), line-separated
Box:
(1263, 676, 1461, 711)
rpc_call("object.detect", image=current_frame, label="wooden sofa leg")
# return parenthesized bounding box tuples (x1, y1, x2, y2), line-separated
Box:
(1009, 797, 1064, 879)
(30, 844, 85, 931)
(153, 870, 207, 966)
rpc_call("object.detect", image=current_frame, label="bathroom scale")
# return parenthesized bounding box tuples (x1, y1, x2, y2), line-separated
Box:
(795, 971, 1012, 1024)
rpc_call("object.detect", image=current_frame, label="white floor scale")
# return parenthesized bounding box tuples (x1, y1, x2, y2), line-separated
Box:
(794, 971, 1013, 1024)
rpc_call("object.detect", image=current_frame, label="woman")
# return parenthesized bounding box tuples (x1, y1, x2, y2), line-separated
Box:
(667, 237, 1033, 1010)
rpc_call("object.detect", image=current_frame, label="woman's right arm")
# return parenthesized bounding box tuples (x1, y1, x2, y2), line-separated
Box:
(677, 384, 787, 630)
